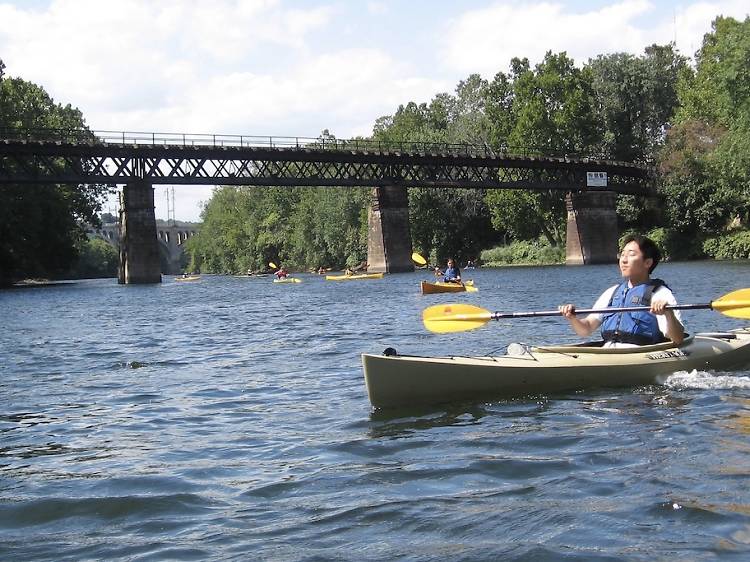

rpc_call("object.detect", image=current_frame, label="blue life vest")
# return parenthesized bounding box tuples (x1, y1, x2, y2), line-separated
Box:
(444, 266, 460, 282)
(600, 279, 668, 345)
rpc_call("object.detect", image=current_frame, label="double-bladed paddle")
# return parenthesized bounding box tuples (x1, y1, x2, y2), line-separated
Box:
(422, 288, 750, 333)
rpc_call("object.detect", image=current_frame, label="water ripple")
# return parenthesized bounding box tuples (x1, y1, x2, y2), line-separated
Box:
(2, 266, 750, 560)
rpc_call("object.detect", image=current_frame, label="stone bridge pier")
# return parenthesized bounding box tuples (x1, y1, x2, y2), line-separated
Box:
(118, 180, 162, 283)
(367, 185, 414, 273)
(565, 191, 619, 265)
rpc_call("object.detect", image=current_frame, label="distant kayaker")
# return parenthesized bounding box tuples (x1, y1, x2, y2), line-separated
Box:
(275, 266, 289, 279)
(558, 234, 685, 347)
(442, 258, 462, 284)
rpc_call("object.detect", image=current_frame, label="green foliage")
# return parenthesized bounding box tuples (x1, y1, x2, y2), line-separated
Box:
(286, 187, 369, 268)
(480, 238, 565, 266)
(0, 62, 107, 286)
(373, 80, 502, 263)
(677, 16, 750, 129)
(0, 184, 83, 283)
(485, 189, 565, 246)
(410, 187, 500, 265)
(703, 230, 750, 259)
(657, 120, 740, 237)
(68, 238, 118, 279)
(505, 51, 600, 154)
(185, 185, 369, 273)
(481, 52, 601, 246)
(588, 45, 688, 162)
(619, 227, 705, 261)
(658, 17, 750, 240)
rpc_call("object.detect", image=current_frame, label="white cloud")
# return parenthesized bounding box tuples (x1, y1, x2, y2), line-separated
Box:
(671, 1, 750, 57)
(442, 0, 749, 76)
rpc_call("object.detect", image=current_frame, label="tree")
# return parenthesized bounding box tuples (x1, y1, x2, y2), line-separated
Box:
(659, 16, 750, 240)
(372, 83, 502, 262)
(659, 120, 737, 235)
(484, 52, 600, 246)
(0, 62, 107, 285)
(587, 44, 689, 232)
(69, 238, 118, 279)
(185, 184, 369, 273)
(588, 45, 688, 162)
(677, 17, 750, 129)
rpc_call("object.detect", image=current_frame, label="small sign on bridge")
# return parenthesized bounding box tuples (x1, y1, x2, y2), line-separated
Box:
(587, 171, 608, 187)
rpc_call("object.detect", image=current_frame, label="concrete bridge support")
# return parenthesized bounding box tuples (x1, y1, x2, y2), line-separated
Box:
(367, 185, 414, 273)
(565, 191, 619, 265)
(118, 180, 162, 283)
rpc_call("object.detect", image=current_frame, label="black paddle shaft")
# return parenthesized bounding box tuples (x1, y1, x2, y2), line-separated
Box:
(489, 303, 711, 320)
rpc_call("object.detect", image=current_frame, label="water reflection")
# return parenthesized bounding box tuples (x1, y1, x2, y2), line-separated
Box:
(368, 401, 491, 438)
(367, 397, 559, 438)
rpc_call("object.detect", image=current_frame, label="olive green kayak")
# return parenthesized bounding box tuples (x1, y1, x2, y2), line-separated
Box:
(362, 328, 750, 408)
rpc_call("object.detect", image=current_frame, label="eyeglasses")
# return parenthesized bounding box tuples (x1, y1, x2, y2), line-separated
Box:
(618, 250, 641, 258)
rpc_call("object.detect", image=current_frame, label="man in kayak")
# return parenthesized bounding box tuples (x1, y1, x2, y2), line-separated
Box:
(275, 265, 289, 280)
(442, 258, 462, 284)
(558, 235, 685, 347)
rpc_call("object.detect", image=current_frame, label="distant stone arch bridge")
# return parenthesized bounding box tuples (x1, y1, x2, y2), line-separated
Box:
(89, 220, 200, 275)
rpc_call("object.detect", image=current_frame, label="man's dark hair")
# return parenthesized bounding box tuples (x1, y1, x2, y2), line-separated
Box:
(622, 234, 661, 273)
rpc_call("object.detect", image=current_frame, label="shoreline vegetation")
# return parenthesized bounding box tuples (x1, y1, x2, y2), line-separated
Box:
(481, 229, 750, 267)
(7, 225, 750, 286)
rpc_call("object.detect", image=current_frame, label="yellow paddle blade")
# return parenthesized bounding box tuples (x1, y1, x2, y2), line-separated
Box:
(465, 285, 479, 293)
(269, 262, 277, 269)
(711, 288, 750, 318)
(422, 303, 491, 333)
(411, 252, 427, 266)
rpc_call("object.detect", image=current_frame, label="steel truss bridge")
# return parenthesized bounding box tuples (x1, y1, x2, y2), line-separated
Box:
(0, 129, 654, 193)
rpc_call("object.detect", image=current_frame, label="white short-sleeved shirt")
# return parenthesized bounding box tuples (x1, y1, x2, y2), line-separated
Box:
(584, 283, 684, 347)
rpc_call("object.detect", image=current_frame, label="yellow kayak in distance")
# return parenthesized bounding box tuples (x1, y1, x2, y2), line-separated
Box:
(325, 272, 384, 281)
(175, 275, 201, 282)
(273, 277, 302, 283)
(420, 280, 477, 294)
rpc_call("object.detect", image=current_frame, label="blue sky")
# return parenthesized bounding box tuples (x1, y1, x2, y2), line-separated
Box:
(0, 0, 747, 221)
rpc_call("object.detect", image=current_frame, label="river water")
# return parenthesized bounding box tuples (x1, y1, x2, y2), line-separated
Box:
(2, 261, 750, 561)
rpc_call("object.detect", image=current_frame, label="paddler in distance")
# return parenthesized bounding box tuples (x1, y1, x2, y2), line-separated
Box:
(275, 265, 289, 280)
(441, 258, 462, 284)
(558, 234, 685, 348)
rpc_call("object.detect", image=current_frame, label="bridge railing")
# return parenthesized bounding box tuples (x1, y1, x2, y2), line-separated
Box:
(0, 126, 614, 161)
